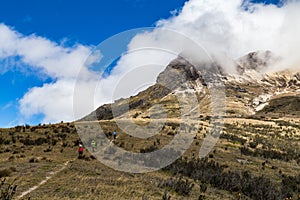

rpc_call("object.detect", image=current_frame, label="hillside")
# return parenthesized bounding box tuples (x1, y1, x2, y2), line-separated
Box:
(1, 117, 300, 199)
(1, 52, 300, 199)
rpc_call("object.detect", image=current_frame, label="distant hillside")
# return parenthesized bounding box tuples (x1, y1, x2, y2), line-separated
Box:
(257, 96, 300, 118)
(82, 51, 300, 121)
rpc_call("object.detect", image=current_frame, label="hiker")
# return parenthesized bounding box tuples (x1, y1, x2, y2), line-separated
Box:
(91, 140, 96, 152)
(113, 130, 117, 140)
(78, 144, 84, 158)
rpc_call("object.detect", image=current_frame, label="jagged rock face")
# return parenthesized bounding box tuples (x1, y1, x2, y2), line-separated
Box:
(156, 56, 226, 92)
(237, 50, 277, 74)
(156, 57, 201, 90)
(262, 71, 300, 88)
(82, 51, 300, 121)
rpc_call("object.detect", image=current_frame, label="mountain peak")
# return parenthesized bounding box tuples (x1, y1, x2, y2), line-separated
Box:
(237, 50, 279, 75)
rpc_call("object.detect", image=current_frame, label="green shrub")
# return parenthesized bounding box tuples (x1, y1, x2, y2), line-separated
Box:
(164, 158, 284, 199)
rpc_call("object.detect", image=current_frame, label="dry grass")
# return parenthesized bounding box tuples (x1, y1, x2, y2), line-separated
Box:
(0, 116, 299, 199)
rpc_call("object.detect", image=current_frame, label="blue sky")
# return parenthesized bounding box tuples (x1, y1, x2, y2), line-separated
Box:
(0, 0, 188, 45)
(0, 0, 187, 127)
(0, 0, 286, 127)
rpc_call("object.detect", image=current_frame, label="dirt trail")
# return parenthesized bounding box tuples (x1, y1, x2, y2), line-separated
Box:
(17, 159, 73, 199)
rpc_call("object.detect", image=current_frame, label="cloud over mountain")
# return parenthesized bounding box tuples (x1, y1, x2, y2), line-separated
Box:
(88, 0, 300, 122)
(115, 0, 300, 74)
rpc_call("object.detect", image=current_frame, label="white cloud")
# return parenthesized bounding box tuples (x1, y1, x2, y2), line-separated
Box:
(181, 0, 300, 70)
(0, 24, 19, 59)
(0, 23, 93, 124)
(19, 79, 75, 122)
(1, 101, 14, 111)
(0, 24, 92, 78)
(16, 35, 91, 79)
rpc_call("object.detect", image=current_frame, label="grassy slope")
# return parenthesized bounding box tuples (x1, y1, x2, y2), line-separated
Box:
(0, 116, 299, 199)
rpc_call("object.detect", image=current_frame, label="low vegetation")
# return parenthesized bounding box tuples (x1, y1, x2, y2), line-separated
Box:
(0, 116, 299, 199)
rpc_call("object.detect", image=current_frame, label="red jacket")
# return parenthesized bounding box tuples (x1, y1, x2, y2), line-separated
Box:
(78, 147, 84, 153)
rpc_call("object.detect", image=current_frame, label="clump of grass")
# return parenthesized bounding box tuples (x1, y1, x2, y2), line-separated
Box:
(159, 177, 194, 196)
(0, 178, 17, 200)
(0, 168, 13, 178)
(162, 189, 171, 200)
(29, 157, 39, 163)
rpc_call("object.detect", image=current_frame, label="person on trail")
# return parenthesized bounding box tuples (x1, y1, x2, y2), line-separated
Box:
(113, 130, 117, 140)
(78, 144, 84, 158)
(91, 140, 96, 152)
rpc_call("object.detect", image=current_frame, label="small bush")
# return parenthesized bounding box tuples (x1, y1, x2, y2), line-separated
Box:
(0, 169, 12, 178)
(44, 147, 52, 152)
(8, 156, 15, 161)
(140, 144, 158, 153)
(34, 137, 48, 146)
(51, 139, 58, 146)
(200, 183, 208, 193)
(132, 112, 139, 118)
(8, 167, 16, 172)
(53, 129, 59, 133)
(20, 138, 35, 146)
(249, 141, 258, 149)
(162, 190, 171, 200)
(29, 157, 39, 163)
(164, 157, 284, 199)
(4, 140, 10, 145)
(220, 134, 247, 145)
(14, 126, 23, 132)
(159, 177, 194, 196)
